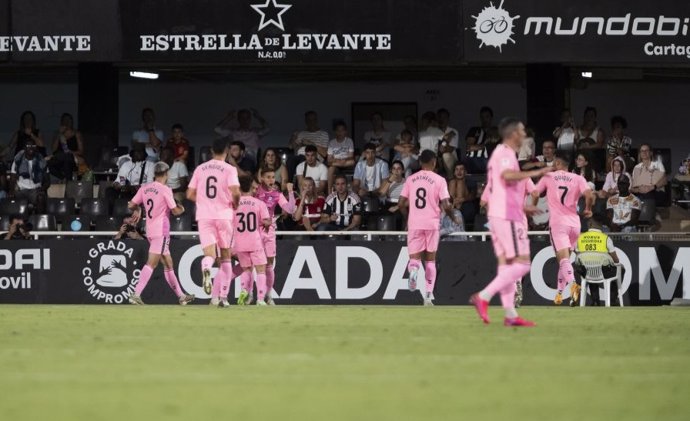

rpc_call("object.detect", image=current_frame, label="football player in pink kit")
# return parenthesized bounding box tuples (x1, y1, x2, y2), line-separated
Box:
(127, 162, 195, 305)
(234, 175, 272, 306)
(399, 150, 461, 306)
(532, 152, 594, 305)
(239, 167, 296, 305)
(470, 118, 552, 327)
(186, 138, 241, 308)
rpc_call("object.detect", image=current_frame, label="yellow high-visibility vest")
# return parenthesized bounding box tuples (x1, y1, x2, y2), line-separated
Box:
(577, 230, 610, 253)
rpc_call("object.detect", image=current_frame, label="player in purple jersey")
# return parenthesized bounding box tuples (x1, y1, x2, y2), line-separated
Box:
(470, 117, 552, 327)
(128, 162, 194, 305)
(241, 166, 296, 305)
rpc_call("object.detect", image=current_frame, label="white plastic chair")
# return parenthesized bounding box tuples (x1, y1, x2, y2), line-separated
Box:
(577, 252, 623, 307)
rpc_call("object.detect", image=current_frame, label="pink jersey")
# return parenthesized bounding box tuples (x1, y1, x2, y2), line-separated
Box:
(131, 181, 177, 237)
(188, 159, 239, 221)
(400, 170, 450, 231)
(255, 184, 296, 232)
(233, 196, 270, 252)
(535, 170, 590, 228)
(486, 143, 524, 222)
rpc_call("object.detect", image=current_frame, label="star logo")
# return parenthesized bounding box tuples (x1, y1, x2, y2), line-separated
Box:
(251, 0, 292, 32)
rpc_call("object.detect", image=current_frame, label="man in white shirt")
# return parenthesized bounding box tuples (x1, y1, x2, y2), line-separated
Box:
(107, 144, 156, 203)
(437, 108, 460, 177)
(214, 108, 270, 159)
(327, 121, 356, 193)
(522, 140, 556, 170)
(161, 148, 189, 202)
(132, 108, 163, 161)
(362, 112, 392, 160)
(418, 111, 445, 155)
(296, 145, 328, 196)
(353, 143, 390, 197)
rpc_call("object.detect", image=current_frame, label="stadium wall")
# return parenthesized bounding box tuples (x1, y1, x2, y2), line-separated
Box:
(0, 239, 687, 305)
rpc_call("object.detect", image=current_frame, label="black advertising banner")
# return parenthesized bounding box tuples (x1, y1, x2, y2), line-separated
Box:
(7, 0, 121, 62)
(1, 239, 688, 305)
(119, 0, 462, 63)
(463, 0, 690, 64)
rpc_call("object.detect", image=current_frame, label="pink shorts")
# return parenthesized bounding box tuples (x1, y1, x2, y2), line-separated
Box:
(262, 232, 277, 258)
(489, 217, 530, 260)
(236, 250, 268, 268)
(550, 225, 579, 252)
(198, 219, 233, 250)
(407, 229, 440, 255)
(148, 236, 170, 256)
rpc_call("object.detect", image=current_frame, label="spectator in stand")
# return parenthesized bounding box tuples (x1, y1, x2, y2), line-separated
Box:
(599, 156, 631, 199)
(401, 115, 419, 142)
(606, 174, 641, 233)
(377, 160, 406, 211)
(296, 145, 328, 196)
(48, 113, 86, 181)
(3, 216, 32, 240)
(553, 109, 576, 152)
(258, 148, 289, 191)
(437, 108, 460, 177)
(631, 143, 667, 203)
(392, 129, 418, 177)
(418, 111, 444, 155)
(0, 162, 7, 199)
(289, 111, 329, 160)
(7, 111, 45, 158)
(166, 124, 190, 165)
(522, 139, 556, 170)
(9, 139, 49, 213)
(214, 108, 269, 160)
(606, 116, 633, 171)
(353, 143, 389, 198)
(227, 141, 257, 178)
(448, 162, 478, 226)
(326, 121, 355, 193)
(294, 177, 326, 231)
(113, 216, 145, 240)
(573, 152, 597, 188)
(108, 144, 156, 202)
(518, 128, 536, 162)
(575, 106, 605, 150)
(363, 112, 392, 160)
(465, 106, 498, 174)
(161, 147, 189, 203)
(377, 160, 406, 230)
(287, 111, 330, 180)
(318, 175, 362, 231)
(132, 108, 163, 161)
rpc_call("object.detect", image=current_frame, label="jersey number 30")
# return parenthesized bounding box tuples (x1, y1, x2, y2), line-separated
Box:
(236, 212, 257, 233)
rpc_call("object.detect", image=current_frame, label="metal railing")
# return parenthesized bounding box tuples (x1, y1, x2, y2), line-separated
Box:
(27, 230, 690, 241)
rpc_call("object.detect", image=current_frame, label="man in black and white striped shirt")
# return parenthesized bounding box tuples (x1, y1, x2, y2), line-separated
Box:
(318, 175, 362, 231)
(465, 106, 498, 174)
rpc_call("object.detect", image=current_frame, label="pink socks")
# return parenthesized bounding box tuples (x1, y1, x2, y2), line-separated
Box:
(265, 265, 275, 292)
(219, 261, 233, 298)
(425, 261, 437, 294)
(164, 269, 184, 298)
(408, 258, 421, 275)
(557, 258, 574, 292)
(201, 256, 215, 273)
(240, 270, 253, 292)
(479, 262, 531, 306)
(134, 265, 154, 296)
(256, 273, 267, 301)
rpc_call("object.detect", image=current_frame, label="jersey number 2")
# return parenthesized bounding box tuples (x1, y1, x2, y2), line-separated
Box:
(146, 199, 154, 219)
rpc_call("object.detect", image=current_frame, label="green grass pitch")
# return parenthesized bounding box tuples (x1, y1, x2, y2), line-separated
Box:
(0, 305, 689, 421)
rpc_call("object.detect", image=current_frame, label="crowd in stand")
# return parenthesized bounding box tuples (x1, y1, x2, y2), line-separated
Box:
(1, 105, 689, 238)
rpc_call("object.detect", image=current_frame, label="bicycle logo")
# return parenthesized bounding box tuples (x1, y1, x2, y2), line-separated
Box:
(471, 1, 520, 52)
